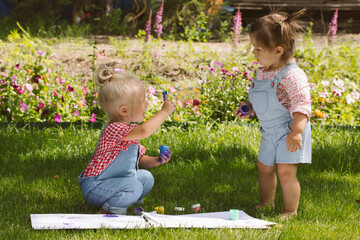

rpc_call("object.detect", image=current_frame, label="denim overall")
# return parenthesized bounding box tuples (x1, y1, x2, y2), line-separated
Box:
(249, 63, 311, 166)
(78, 128, 154, 215)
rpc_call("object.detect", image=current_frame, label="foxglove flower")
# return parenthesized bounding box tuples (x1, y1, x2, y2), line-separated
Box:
(145, 10, 152, 42)
(327, 8, 338, 44)
(154, 0, 164, 38)
(232, 8, 242, 47)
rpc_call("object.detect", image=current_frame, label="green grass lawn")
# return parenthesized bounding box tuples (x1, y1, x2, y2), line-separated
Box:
(1, 123, 360, 239)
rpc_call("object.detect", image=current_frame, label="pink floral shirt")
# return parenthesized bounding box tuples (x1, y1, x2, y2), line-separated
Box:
(256, 65, 311, 120)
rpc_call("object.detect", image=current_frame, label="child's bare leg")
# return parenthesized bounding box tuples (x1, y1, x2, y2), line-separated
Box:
(256, 160, 277, 208)
(277, 163, 300, 216)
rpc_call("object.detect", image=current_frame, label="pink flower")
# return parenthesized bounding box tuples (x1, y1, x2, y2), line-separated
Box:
(154, 0, 164, 38)
(67, 85, 74, 92)
(147, 86, 156, 95)
(232, 8, 242, 47)
(170, 86, 177, 93)
(54, 113, 61, 122)
(1, 72, 8, 77)
(95, 52, 103, 59)
(19, 101, 28, 112)
(14, 64, 20, 70)
(90, 113, 97, 122)
(25, 83, 33, 92)
(209, 67, 216, 74)
(184, 100, 191, 106)
(73, 110, 79, 116)
(59, 76, 65, 85)
(37, 51, 45, 56)
(328, 8, 338, 44)
(192, 106, 201, 115)
(215, 61, 222, 67)
(36, 103, 45, 112)
(193, 99, 200, 106)
(51, 52, 56, 59)
(177, 100, 183, 108)
(53, 90, 58, 96)
(83, 86, 87, 96)
(145, 9, 152, 42)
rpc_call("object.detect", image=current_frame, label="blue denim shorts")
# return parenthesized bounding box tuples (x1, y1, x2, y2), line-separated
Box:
(258, 121, 312, 166)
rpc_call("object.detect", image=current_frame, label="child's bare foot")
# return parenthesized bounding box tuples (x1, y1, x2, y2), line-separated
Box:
(278, 211, 297, 221)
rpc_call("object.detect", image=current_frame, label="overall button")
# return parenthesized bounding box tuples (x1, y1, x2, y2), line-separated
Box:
(271, 82, 274, 87)
(251, 83, 254, 88)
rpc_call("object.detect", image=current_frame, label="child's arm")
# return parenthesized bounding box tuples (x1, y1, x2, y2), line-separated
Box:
(286, 112, 308, 152)
(123, 101, 175, 141)
(138, 151, 171, 169)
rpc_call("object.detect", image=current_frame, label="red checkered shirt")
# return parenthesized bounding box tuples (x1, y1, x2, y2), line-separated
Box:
(83, 122, 146, 177)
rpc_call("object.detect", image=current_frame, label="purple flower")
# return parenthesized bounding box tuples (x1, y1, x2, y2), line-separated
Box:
(215, 61, 222, 67)
(90, 113, 97, 122)
(54, 113, 61, 122)
(37, 51, 45, 56)
(232, 8, 242, 47)
(14, 64, 20, 70)
(154, 0, 164, 38)
(19, 101, 28, 112)
(41, 109, 49, 117)
(209, 67, 216, 74)
(1, 72, 8, 77)
(328, 8, 338, 44)
(145, 9, 152, 42)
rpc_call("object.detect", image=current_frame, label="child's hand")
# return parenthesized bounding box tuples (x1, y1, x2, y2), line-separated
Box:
(286, 130, 302, 152)
(161, 100, 176, 115)
(158, 149, 171, 164)
(234, 102, 253, 119)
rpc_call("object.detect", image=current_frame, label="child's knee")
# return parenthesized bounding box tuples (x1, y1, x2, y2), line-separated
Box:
(137, 169, 154, 189)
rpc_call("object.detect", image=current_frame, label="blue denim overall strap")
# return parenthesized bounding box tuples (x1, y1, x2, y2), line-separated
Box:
(249, 63, 298, 131)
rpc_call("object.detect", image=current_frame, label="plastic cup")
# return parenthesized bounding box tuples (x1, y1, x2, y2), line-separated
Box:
(229, 209, 239, 220)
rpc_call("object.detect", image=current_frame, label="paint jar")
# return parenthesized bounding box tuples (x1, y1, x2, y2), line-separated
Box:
(155, 206, 164, 214)
(174, 207, 185, 211)
(133, 207, 144, 214)
(229, 209, 239, 220)
(192, 203, 201, 213)
(160, 145, 169, 153)
(239, 104, 251, 115)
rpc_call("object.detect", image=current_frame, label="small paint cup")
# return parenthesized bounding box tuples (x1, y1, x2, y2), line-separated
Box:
(239, 104, 251, 115)
(192, 203, 201, 213)
(229, 209, 239, 220)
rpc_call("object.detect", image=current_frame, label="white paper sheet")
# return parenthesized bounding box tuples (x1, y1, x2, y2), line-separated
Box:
(31, 211, 276, 230)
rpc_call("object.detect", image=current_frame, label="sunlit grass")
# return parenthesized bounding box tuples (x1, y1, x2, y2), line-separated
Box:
(0, 123, 359, 239)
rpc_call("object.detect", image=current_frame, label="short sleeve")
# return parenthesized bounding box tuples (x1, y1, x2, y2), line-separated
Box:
(280, 68, 312, 121)
(139, 145, 146, 159)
